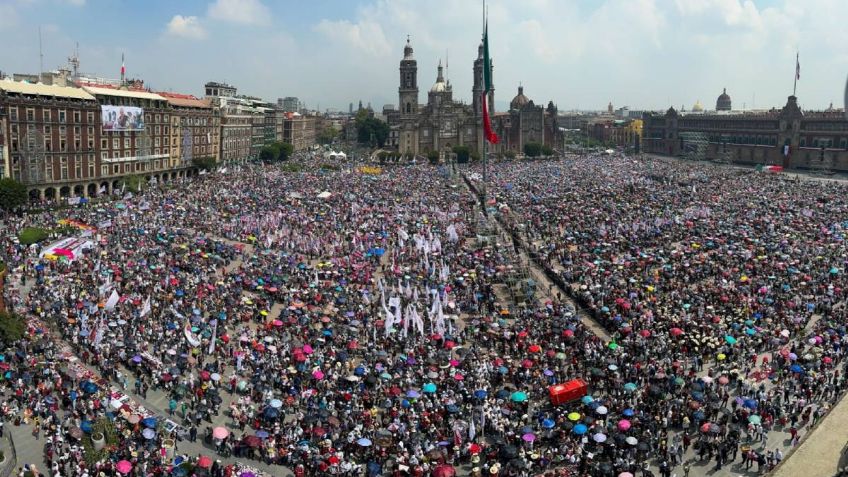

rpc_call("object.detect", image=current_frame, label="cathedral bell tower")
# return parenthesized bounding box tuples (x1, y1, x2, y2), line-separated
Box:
(399, 36, 418, 117)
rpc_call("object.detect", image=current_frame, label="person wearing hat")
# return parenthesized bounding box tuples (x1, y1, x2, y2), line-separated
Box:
(489, 462, 500, 476)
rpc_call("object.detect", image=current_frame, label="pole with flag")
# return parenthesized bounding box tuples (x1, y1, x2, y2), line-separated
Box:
(793, 51, 799, 96)
(121, 53, 126, 84)
(481, 2, 498, 197)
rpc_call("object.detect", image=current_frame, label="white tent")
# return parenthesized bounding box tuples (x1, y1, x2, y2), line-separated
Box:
(324, 150, 347, 160)
(317, 191, 332, 199)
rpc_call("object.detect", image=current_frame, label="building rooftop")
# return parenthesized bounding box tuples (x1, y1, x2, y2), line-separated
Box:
(0, 79, 95, 100)
(82, 85, 167, 101)
(157, 92, 211, 108)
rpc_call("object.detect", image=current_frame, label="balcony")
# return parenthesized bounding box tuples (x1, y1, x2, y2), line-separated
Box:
(101, 153, 169, 164)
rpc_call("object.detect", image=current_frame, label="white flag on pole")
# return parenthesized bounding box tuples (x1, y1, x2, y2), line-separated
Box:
(105, 290, 120, 311)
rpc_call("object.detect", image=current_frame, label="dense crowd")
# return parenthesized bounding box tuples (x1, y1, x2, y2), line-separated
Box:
(0, 153, 845, 477)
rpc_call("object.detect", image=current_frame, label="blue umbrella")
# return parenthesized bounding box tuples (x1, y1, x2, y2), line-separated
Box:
(693, 411, 705, 421)
(474, 390, 488, 399)
(743, 399, 758, 409)
(581, 395, 595, 405)
(542, 418, 555, 429)
(573, 423, 588, 435)
(264, 407, 280, 418)
(80, 420, 93, 433)
(256, 430, 269, 439)
(406, 390, 421, 399)
(790, 364, 804, 374)
(691, 391, 705, 402)
(141, 417, 157, 429)
(354, 367, 365, 376)
(357, 438, 373, 447)
(422, 383, 437, 393)
(622, 408, 635, 417)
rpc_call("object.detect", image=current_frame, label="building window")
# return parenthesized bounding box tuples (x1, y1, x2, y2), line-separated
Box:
(58, 110, 66, 123)
(124, 151, 131, 158)
(44, 125, 52, 135)
(44, 110, 52, 122)
(74, 158, 82, 178)
(113, 152, 120, 159)
(113, 164, 119, 175)
(102, 152, 108, 160)
(124, 163, 130, 173)
(102, 165, 109, 176)
(113, 138, 120, 149)
(26, 108, 35, 121)
(124, 138, 131, 148)
(88, 112, 94, 123)
(60, 157, 68, 180)
(9, 107, 17, 121)
(74, 111, 81, 123)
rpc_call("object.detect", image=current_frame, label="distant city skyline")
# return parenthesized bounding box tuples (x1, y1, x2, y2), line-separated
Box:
(0, 0, 846, 112)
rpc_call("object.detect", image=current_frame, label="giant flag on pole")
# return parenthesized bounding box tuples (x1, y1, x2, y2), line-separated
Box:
(482, 22, 499, 144)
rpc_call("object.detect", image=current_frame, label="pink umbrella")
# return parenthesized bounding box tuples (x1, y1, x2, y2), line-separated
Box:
(617, 419, 631, 431)
(272, 319, 283, 327)
(312, 370, 325, 380)
(303, 344, 314, 355)
(212, 426, 229, 439)
(453, 373, 464, 381)
(449, 359, 459, 367)
(522, 432, 536, 442)
(116, 460, 132, 474)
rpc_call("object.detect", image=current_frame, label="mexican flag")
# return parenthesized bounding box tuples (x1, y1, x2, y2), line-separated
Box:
(482, 23, 499, 144)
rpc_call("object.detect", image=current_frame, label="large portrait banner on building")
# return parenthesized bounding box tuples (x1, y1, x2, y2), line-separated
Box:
(102, 105, 145, 131)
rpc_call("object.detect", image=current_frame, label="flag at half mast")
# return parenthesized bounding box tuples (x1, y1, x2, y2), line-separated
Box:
(482, 22, 499, 144)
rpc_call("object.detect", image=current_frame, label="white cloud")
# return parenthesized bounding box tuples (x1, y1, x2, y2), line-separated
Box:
(314, 19, 391, 57)
(207, 0, 270, 25)
(0, 4, 19, 30)
(166, 15, 207, 40)
(62, 0, 86, 6)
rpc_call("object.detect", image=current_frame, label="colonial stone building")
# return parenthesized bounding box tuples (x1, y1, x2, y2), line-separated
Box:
(489, 86, 560, 154)
(643, 95, 848, 172)
(386, 38, 560, 157)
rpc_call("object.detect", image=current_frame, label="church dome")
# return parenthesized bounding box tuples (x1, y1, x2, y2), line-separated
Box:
(716, 88, 731, 111)
(430, 60, 448, 93)
(510, 86, 529, 110)
(692, 100, 704, 112)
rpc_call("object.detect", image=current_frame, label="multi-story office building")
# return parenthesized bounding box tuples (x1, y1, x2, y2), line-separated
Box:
(157, 92, 220, 170)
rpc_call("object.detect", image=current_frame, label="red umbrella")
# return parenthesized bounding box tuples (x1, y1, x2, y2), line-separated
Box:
(468, 443, 482, 455)
(521, 359, 533, 369)
(670, 328, 683, 337)
(161, 373, 172, 382)
(432, 464, 456, 477)
(243, 435, 262, 448)
(197, 455, 213, 469)
(328, 456, 340, 465)
(528, 344, 542, 353)
(639, 330, 651, 338)
(200, 371, 211, 381)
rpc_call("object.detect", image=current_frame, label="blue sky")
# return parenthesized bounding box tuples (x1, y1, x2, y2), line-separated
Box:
(1, 0, 846, 113)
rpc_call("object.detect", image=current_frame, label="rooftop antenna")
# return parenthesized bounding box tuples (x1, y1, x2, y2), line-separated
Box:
(68, 42, 80, 78)
(38, 26, 44, 82)
(446, 49, 449, 85)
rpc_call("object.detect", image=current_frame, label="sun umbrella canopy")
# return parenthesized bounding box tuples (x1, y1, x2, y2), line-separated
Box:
(510, 391, 528, 403)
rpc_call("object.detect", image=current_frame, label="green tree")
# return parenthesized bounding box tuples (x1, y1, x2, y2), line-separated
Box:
(0, 311, 26, 344)
(317, 126, 339, 145)
(0, 178, 27, 212)
(260, 143, 281, 162)
(426, 150, 439, 164)
(470, 151, 481, 162)
(278, 142, 294, 161)
(355, 116, 390, 148)
(524, 142, 543, 158)
(541, 144, 554, 156)
(452, 145, 471, 164)
(504, 150, 517, 159)
(18, 227, 49, 245)
(192, 157, 216, 171)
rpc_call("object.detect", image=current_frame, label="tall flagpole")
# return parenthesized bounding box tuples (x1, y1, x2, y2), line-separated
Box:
(482, 0, 488, 202)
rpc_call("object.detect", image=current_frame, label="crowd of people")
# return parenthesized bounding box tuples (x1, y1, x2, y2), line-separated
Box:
(0, 152, 845, 477)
